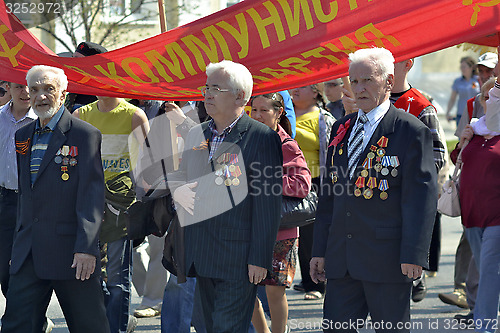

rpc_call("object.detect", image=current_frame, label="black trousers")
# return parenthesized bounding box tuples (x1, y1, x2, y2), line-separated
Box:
(0, 187, 17, 297)
(196, 275, 257, 333)
(427, 212, 441, 272)
(1, 254, 110, 333)
(298, 177, 325, 293)
(323, 274, 412, 333)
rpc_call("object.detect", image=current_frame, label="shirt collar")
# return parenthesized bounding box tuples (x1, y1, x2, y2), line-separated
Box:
(2, 102, 37, 124)
(208, 111, 244, 137)
(358, 99, 390, 126)
(35, 104, 65, 130)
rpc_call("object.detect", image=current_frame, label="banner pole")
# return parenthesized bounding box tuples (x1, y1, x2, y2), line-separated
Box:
(158, 0, 180, 171)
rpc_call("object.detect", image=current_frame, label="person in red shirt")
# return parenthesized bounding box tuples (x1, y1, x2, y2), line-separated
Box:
(452, 68, 500, 333)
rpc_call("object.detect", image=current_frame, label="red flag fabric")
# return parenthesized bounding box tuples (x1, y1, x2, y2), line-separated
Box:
(0, 0, 499, 100)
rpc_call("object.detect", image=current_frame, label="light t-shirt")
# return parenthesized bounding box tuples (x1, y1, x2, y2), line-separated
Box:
(295, 109, 320, 178)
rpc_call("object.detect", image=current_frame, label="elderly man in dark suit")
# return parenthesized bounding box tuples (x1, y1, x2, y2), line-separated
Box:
(0, 65, 109, 333)
(167, 60, 282, 332)
(310, 48, 437, 332)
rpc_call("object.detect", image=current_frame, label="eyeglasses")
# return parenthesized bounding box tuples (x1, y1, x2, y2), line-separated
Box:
(200, 86, 231, 97)
(0, 87, 5, 97)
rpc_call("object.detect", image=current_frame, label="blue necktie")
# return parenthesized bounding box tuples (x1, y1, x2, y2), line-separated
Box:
(347, 113, 368, 179)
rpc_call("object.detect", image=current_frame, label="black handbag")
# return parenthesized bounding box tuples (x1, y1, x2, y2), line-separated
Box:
(279, 190, 318, 229)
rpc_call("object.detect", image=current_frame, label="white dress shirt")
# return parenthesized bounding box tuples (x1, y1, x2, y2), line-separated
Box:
(348, 99, 391, 151)
(0, 102, 37, 190)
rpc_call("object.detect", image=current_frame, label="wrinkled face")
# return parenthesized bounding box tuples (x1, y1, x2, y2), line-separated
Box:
(324, 81, 343, 102)
(7, 82, 30, 110)
(251, 96, 282, 130)
(0, 81, 12, 106)
(28, 72, 65, 120)
(204, 69, 239, 120)
(478, 65, 494, 86)
(349, 60, 393, 113)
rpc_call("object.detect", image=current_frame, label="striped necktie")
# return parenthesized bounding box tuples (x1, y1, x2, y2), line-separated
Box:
(347, 113, 368, 179)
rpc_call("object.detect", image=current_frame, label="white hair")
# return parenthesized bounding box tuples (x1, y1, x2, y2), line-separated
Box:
(26, 65, 68, 91)
(348, 48, 395, 79)
(206, 60, 253, 105)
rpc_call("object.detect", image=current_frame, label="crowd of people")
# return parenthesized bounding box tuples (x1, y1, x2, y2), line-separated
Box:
(0, 41, 499, 333)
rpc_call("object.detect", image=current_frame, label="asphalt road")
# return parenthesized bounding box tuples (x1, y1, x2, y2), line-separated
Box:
(1, 214, 493, 332)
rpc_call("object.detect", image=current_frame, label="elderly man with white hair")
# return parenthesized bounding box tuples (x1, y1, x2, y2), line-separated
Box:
(166, 60, 283, 332)
(1, 65, 109, 333)
(310, 48, 437, 332)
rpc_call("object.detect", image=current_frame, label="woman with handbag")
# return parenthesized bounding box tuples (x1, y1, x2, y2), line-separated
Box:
(250, 93, 312, 333)
(450, 74, 500, 333)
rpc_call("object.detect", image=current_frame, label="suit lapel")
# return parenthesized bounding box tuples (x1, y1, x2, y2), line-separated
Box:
(34, 110, 71, 184)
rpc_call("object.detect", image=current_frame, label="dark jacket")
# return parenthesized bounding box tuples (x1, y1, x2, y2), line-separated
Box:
(12, 109, 104, 280)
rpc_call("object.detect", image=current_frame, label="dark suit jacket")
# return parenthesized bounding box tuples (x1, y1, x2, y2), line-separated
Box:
(312, 104, 438, 284)
(12, 109, 104, 280)
(168, 113, 283, 281)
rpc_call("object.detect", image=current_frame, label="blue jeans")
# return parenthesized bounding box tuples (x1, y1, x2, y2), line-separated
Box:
(465, 226, 500, 333)
(103, 237, 133, 333)
(161, 275, 206, 333)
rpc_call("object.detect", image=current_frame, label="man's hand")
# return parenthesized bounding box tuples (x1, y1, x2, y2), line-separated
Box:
(341, 88, 358, 115)
(163, 102, 187, 126)
(401, 263, 422, 279)
(310, 257, 326, 283)
(248, 264, 267, 285)
(72, 253, 96, 281)
(172, 182, 198, 215)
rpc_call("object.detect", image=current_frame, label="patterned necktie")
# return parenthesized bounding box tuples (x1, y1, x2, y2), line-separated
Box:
(35, 127, 53, 135)
(347, 113, 368, 179)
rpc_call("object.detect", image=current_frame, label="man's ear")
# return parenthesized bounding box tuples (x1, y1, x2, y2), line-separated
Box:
(386, 74, 395, 91)
(60, 90, 67, 104)
(406, 59, 414, 71)
(235, 90, 246, 107)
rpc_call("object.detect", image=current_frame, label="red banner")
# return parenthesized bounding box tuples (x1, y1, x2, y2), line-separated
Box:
(0, 0, 499, 100)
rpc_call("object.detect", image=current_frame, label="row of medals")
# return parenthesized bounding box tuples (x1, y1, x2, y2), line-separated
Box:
(331, 136, 399, 200)
(214, 153, 242, 187)
(54, 145, 78, 181)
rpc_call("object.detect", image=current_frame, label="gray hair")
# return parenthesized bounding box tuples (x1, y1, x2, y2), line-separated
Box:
(26, 65, 68, 91)
(348, 48, 395, 79)
(206, 60, 253, 105)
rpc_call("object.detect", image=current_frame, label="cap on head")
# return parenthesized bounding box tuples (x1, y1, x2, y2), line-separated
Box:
(477, 52, 498, 69)
(74, 42, 108, 57)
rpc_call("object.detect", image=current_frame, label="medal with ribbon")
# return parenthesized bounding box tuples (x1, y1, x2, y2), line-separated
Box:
(378, 179, 389, 200)
(381, 156, 391, 176)
(61, 166, 69, 181)
(224, 166, 232, 186)
(364, 177, 377, 199)
(228, 154, 238, 172)
(231, 166, 242, 186)
(69, 146, 78, 167)
(390, 156, 400, 177)
(361, 157, 372, 178)
(354, 176, 365, 197)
